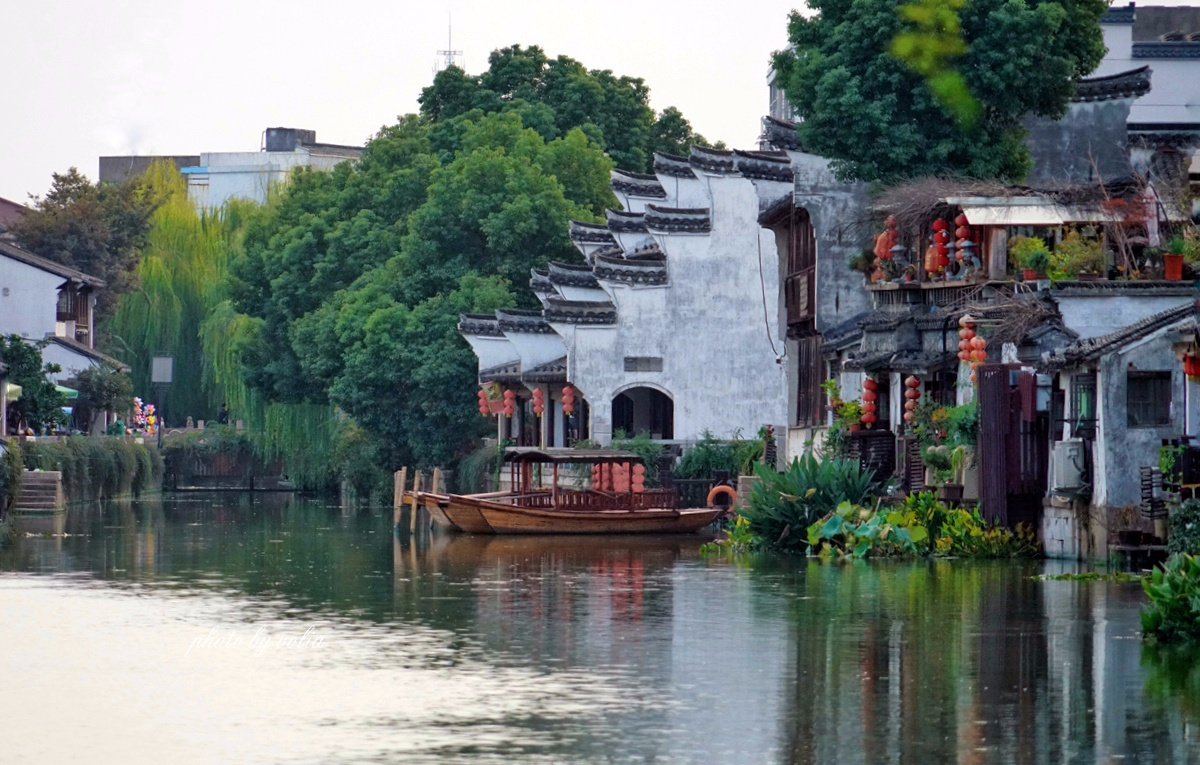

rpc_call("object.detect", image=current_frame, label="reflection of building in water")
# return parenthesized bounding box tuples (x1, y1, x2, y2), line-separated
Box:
(409, 535, 794, 761)
(777, 564, 1189, 763)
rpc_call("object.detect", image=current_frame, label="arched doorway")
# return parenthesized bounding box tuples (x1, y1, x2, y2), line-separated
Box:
(611, 386, 674, 440)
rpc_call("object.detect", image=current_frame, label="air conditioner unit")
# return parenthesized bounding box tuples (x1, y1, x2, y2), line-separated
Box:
(1051, 439, 1086, 492)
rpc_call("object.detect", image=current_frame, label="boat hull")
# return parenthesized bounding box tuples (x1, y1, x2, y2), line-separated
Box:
(406, 492, 721, 535)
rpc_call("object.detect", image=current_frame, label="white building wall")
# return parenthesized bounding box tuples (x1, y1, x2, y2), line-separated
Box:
(184, 149, 352, 210)
(560, 173, 788, 445)
(40, 343, 100, 383)
(0, 258, 61, 340)
(1055, 293, 1193, 340)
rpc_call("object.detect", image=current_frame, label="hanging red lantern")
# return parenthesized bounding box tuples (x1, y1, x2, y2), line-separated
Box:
(971, 336, 987, 351)
(904, 400, 917, 413)
(904, 411, 915, 423)
(935, 244, 949, 258)
(904, 388, 921, 401)
(958, 350, 971, 362)
(861, 412, 877, 426)
(932, 219, 948, 231)
(933, 229, 950, 244)
(970, 349, 987, 362)
(531, 388, 544, 415)
(955, 226, 971, 240)
(862, 389, 877, 403)
(561, 385, 575, 415)
(864, 377, 878, 392)
(905, 376, 920, 389)
(955, 213, 969, 227)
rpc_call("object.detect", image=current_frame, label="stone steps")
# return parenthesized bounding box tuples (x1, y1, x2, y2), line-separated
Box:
(14, 471, 64, 513)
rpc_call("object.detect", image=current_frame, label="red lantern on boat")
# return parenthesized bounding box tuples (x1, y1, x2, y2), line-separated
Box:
(632, 463, 646, 493)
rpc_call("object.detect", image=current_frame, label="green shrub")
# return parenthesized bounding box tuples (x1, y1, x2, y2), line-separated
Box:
(20, 437, 160, 501)
(1, 439, 22, 512)
(611, 431, 666, 487)
(1169, 500, 1200, 555)
(330, 420, 390, 501)
(675, 429, 766, 479)
(1142, 553, 1200, 644)
(456, 442, 503, 493)
(741, 454, 877, 551)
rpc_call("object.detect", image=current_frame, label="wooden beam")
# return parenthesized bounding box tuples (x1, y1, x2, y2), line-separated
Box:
(409, 471, 423, 534)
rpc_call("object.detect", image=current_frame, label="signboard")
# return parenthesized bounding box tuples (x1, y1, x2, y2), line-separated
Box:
(151, 356, 174, 385)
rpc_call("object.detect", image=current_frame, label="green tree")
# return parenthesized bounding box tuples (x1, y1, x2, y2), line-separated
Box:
(72, 363, 134, 433)
(1, 335, 67, 434)
(418, 45, 717, 172)
(11, 167, 162, 318)
(772, 0, 1108, 182)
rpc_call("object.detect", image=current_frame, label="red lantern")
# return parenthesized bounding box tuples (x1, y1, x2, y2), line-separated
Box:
(904, 411, 915, 423)
(905, 376, 920, 389)
(904, 388, 920, 401)
(955, 226, 971, 240)
(971, 336, 987, 351)
(933, 229, 950, 244)
(971, 349, 987, 362)
(885, 215, 897, 228)
(935, 244, 949, 258)
(932, 219, 948, 231)
(904, 400, 917, 413)
(954, 213, 969, 227)
(562, 385, 576, 415)
(862, 389, 877, 403)
(958, 350, 971, 362)
(864, 377, 878, 392)
(861, 412, 877, 426)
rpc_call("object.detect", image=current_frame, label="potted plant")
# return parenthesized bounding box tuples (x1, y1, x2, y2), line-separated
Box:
(837, 400, 863, 431)
(1020, 248, 1050, 281)
(1052, 231, 1106, 280)
(921, 444, 963, 501)
(1163, 236, 1187, 281)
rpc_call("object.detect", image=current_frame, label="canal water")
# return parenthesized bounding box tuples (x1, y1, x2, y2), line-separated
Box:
(1, 493, 1197, 764)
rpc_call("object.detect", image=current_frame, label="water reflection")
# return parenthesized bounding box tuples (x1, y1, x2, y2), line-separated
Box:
(0, 494, 1196, 763)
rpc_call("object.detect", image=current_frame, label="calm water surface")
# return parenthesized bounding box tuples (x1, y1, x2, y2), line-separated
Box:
(1, 493, 1197, 764)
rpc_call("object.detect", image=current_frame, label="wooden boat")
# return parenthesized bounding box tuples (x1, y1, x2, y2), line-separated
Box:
(406, 447, 722, 535)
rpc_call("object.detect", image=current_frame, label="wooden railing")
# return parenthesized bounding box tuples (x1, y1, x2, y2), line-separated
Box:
(506, 489, 678, 511)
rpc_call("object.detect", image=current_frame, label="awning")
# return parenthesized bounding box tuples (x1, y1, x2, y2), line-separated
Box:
(56, 385, 78, 399)
(951, 198, 1067, 227)
(4, 383, 21, 402)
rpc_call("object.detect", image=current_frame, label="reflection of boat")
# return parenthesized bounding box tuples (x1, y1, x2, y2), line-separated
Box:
(406, 447, 721, 535)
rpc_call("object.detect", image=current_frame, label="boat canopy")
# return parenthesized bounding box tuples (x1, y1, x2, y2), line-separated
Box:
(503, 447, 643, 464)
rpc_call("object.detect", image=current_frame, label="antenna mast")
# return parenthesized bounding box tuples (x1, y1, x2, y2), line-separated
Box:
(436, 12, 463, 71)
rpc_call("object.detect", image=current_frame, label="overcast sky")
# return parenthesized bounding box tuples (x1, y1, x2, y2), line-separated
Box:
(1, 0, 807, 202)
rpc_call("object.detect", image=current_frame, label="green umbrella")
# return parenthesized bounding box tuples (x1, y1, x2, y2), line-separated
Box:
(55, 385, 79, 399)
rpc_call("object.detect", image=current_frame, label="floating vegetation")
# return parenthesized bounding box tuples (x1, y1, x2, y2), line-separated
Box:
(1033, 571, 1144, 582)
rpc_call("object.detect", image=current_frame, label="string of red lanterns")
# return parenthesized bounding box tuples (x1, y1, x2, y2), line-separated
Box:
(561, 385, 575, 415)
(477, 388, 490, 417)
(903, 375, 921, 423)
(502, 389, 516, 418)
(531, 387, 545, 416)
(860, 376, 878, 428)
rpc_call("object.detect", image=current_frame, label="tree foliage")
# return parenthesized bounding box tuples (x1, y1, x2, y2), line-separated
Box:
(1, 335, 67, 434)
(72, 363, 133, 432)
(11, 167, 162, 318)
(772, 0, 1108, 182)
(418, 45, 719, 172)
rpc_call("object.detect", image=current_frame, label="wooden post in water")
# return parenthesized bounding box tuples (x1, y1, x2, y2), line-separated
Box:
(409, 471, 423, 534)
(429, 467, 443, 532)
(393, 467, 408, 528)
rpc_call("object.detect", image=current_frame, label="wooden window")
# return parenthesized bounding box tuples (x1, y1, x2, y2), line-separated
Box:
(1070, 374, 1097, 438)
(56, 288, 76, 322)
(1127, 371, 1171, 428)
(785, 209, 816, 329)
(794, 336, 824, 427)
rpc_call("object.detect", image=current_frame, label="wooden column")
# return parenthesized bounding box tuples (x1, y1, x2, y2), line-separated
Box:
(393, 467, 408, 528)
(409, 471, 423, 533)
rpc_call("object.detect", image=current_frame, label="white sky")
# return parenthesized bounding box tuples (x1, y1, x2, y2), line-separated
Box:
(1, 0, 804, 202)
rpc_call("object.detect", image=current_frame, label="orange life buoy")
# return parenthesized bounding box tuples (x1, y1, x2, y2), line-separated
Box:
(706, 485, 737, 508)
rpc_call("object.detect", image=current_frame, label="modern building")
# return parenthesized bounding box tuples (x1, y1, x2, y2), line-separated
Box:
(99, 127, 363, 211)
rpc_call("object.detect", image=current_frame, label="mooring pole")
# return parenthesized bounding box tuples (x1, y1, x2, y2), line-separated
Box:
(409, 471, 423, 534)
(393, 467, 407, 529)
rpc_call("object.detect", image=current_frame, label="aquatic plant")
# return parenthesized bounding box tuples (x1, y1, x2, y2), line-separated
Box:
(1142, 553, 1200, 644)
(807, 501, 927, 558)
(699, 514, 759, 557)
(740, 454, 877, 551)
